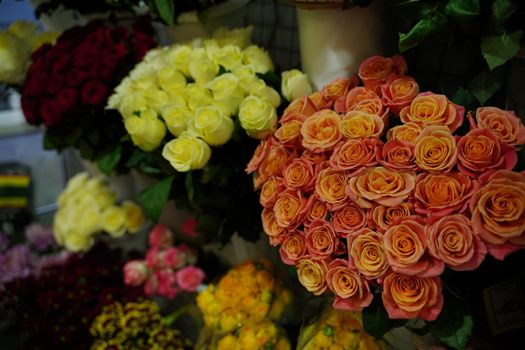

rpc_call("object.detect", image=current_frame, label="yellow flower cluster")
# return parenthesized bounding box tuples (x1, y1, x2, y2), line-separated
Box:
(196, 260, 293, 334)
(53, 172, 145, 252)
(90, 300, 192, 350)
(108, 27, 282, 172)
(217, 319, 290, 350)
(297, 309, 383, 350)
(0, 21, 57, 85)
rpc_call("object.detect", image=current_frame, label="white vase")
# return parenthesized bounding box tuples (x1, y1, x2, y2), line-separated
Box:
(296, 0, 395, 90)
(202, 233, 270, 267)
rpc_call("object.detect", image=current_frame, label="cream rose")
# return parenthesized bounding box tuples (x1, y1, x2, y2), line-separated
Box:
(124, 110, 167, 152)
(162, 104, 192, 137)
(281, 69, 313, 101)
(162, 134, 212, 172)
(189, 106, 234, 146)
(242, 45, 274, 73)
(239, 95, 278, 139)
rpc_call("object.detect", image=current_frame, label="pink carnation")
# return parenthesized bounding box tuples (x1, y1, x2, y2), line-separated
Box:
(176, 265, 205, 292)
(123, 260, 148, 286)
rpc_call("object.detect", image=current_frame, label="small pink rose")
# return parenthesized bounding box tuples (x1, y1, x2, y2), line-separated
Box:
(176, 265, 205, 292)
(123, 260, 148, 286)
(156, 269, 178, 298)
(181, 218, 199, 238)
(148, 224, 173, 249)
(164, 246, 186, 269)
(144, 273, 159, 296)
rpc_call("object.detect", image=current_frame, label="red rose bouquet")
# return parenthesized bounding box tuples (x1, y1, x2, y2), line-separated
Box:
(248, 54, 525, 348)
(20, 19, 156, 172)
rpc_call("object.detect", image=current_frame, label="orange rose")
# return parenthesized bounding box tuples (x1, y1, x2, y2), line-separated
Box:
(347, 166, 416, 208)
(308, 92, 332, 110)
(381, 76, 419, 116)
(275, 120, 302, 146)
(377, 139, 417, 171)
(400, 92, 464, 132)
(341, 111, 384, 139)
(335, 87, 379, 114)
(283, 158, 315, 190)
(245, 138, 272, 174)
(330, 138, 378, 173)
(457, 128, 517, 177)
(301, 109, 342, 152)
(273, 189, 307, 229)
(427, 214, 487, 271)
(371, 202, 413, 232)
(305, 220, 338, 260)
(387, 122, 423, 144)
(254, 144, 294, 189)
(331, 203, 368, 237)
(315, 168, 348, 210)
(473, 107, 525, 146)
(259, 176, 283, 208)
(261, 208, 286, 245)
(279, 231, 306, 265)
(348, 228, 389, 279)
(321, 76, 359, 101)
(414, 172, 477, 218)
(297, 258, 328, 295)
(382, 272, 443, 321)
(281, 96, 317, 123)
(305, 196, 328, 223)
(414, 125, 457, 173)
(358, 55, 407, 92)
(326, 259, 373, 311)
(383, 220, 444, 277)
(471, 170, 525, 246)
(302, 149, 329, 164)
(350, 97, 388, 121)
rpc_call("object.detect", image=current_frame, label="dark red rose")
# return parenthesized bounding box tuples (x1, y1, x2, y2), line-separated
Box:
(133, 31, 156, 60)
(66, 69, 89, 87)
(57, 88, 79, 114)
(23, 73, 46, 96)
(31, 43, 52, 61)
(46, 75, 66, 94)
(81, 80, 109, 106)
(40, 98, 64, 127)
(51, 55, 71, 74)
(21, 96, 40, 125)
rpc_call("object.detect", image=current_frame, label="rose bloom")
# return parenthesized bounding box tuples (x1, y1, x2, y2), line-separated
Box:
(315, 168, 348, 210)
(321, 75, 359, 101)
(472, 107, 525, 146)
(471, 170, 525, 249)
(381, 76, 419, 116)
(457, 128, 517, 177)
(304, 196, 328, 223)
(305, 220, 338, 259)
(245, 138, 272, 174)
(123, 260, 148, 286)
(371, 202, 414, 232)
(275, 120, 302, 146)
(427, 214, 487, 271)
(279, 231, 307, 265)
(297, 258, 328, 295)
(176, 265, 205, 292)
(301, 109, 342, 152)
(335, 86, 379, 114)
(350, 97, 388, 122)
(261, 208, 287, 245)
(303, 149, 329, 164)
(330, 138, 378, 174)
(384, 219, 444, 277)
(387, 122, 423, 144)
(341, 111, 384, 139)
(326, 259, 373, 311)
(308, 91, 332, 110)
(400, 92, 464, 132)
(259, 176, 283, 208)
(377, 139, 417, 171)
(273, 189, 307, 229)
(281, 95, 317, 123)
(254, 144, 294, 189)
(414, 172, 477, 218)
(348, 228, 389, 279)
(331, 203, 368, 237)
(283, 158, 315, 190)
(358, 55, 407, 93)
(382, 272, 443, 321)
(347, 166, 416, 208)
(414, 125, 458, 173)
(148, 224, 173, 248)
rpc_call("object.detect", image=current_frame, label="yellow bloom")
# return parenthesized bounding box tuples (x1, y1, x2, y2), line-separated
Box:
(189, 106, 234, 146)
(162, 134, 211, 172)
(281, 69, 313, 101)
(238, 95, 278, 139)
(0, 31, 29, 85)
(212, 26, 253, 49)
(124, 110, 167, 151)
(242, 45, 274, 73)
(122, 201, 145, 233)
(162, 104, 193, 137)
(102, 206, 126, 238)
(210, 45, 243, 71)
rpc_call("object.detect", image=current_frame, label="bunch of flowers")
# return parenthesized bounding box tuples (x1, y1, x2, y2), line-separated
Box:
(212, 319, 290, 350)
(90, 300, 192, 350)
(297, 308, 382, 350)
(54, 172, 145, 252)
(0, 21, 57, 85)
(248, 54, 525, 324)
(196, 260, 293, 334)
(21, 19, 156, 165)
(123, 224, 205, 298)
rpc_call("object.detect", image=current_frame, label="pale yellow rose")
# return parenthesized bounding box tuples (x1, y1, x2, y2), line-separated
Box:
(281, 69, 313, 101)
(31, 31, 58, 50)
(207, 73, 245, 116)
(63, 231, 95, 252)
(210, 45, 242, 71)
(162, 134, 212, 172)
(93, 189, 116, 210)
(7, 21, 38, 40)
(242, 45, 274, 73)
(167, 45, 193, 76)
(163, 85, 187, 106)
(189, 48, 218, 85)
(162, 104, 193, 137)
(125, 110, 167, 151)
(185, 83, 213, 112)
(122, 200, 145, 233)
(239, 95, 278, 139)
(65, 172, 90, 194)
(157, 66, 186, 91)
(118, 93, 149, 119)
(212, 26, 253, 49)
(78, 206, 102, 237)
(0, 32, 28, 84)
(247, 79, 281, 108)
(232, 65, 259, 92)
(101, 206, 126, 238)
(144, 88, 170, 113)
(189, 106, 234, 146)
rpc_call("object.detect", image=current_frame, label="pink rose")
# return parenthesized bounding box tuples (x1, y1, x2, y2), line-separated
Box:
(123, 260, 148, 286)
(145, 247, 166, 269)
(176, 265, 205, 292)
(144, 273, 159, 296)
(305, 220, 338, 260)
(326, 259, 373, 312)
(181, 218, 199, 238)
(471, 107, 525, 146)
(148, 224, 173, 249)
(279, 231, 307, 265)
(156, 269, 178, 298)
(164, 246, 186, 269)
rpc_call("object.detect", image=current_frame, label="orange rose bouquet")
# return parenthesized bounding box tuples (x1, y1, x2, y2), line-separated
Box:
(247, 54, 525, 349)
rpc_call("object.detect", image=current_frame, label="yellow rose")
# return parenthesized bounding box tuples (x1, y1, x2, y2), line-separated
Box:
(124, 110, 167, 151)
(210, 44, 243, 71)
(167, 45, 193, 76)
(78, 206, 102, 237)
(185, 83, 213, 112)
(93, 189, 116, 210)
(242, 45, 274, 73)
(162, 134, 212, 172)
(65, 172, 90, 193)
(239, 95, 278, 139)
(144, 88, 170, 113)
(188, 48, 218, 85)
(0, 31, 28, 84)
(157, 66, 186, 91)
(232, 65, 259, 92)
(7, 21, 38, 41)
(189, 106, 234, 146)
(102, 206, 126, 238)
(63, 231, 95, 252)
(247, 79, 281, 108)
(117, 93, 149, 119)
(281, 69, 313, 101)
(212, 26, 253, 49)
(162, 104, 192, 137)
(122, 201, 145, 233)
(31, 31, 58, 51)
(207, 73, 245, 116)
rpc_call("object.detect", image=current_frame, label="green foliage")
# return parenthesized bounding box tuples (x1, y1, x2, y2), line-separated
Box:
(362, 292, 406, 339)
(481, 29, 523, 70)
(96, 144, 122, 176)
(153, 0, 175, 25)
(451, 87, 477, 110)
(491, 0, 516, 23)
(467, 66, 507, 104)
(138, 176, 174, 222)
(398, 12, 448, 52)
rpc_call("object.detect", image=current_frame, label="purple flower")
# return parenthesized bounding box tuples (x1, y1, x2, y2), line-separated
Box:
(25, 224, 57, 252)
(0, 232, 9, 252)
(0, 244, 32, 284)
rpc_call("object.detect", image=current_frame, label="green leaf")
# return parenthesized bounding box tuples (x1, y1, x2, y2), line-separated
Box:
(96, 144, 122, 176)
(363, 294, 405, 339)
(138, 176, 174, 222)
(43, 132, 57, 150)
(125, 150, 148, 168)
(491, 0, 516, 23)
(256, 71, 281, 92)
(185, 171, 194, 204)
(481, 30, 523, 70)
(467, 67, 506, 104)
(452, 87, 477, 109)
(398, 12, 448, 52)
(429, 292, 473, 350)
(445, 0, 480, 19)
(154, 0, 175, 25)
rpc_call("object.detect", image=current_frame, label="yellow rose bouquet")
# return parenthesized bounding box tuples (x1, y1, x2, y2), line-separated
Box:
(107, 26, 313, 243)
(53, 172, 145, 252)
(248, 54, 525, 349)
